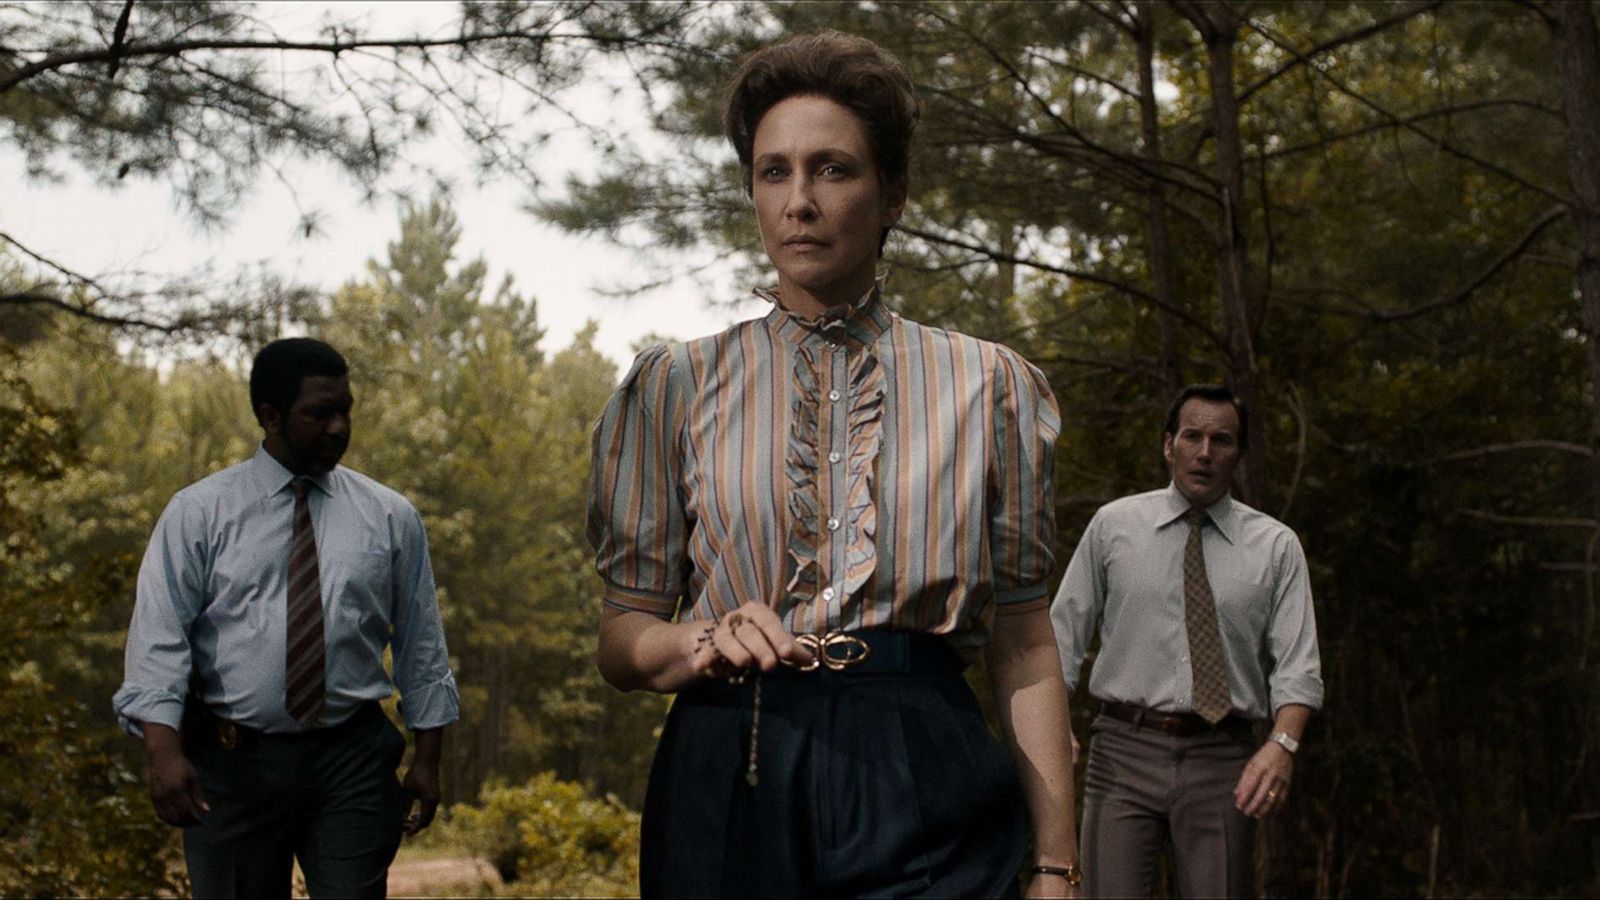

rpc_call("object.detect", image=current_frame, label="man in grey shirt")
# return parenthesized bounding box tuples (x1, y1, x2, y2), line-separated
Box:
(1051, 385, 1322, 897)
(114, 337, 458, 898)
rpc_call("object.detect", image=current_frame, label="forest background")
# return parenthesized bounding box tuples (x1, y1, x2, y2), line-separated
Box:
(3, 1, 1599, 896)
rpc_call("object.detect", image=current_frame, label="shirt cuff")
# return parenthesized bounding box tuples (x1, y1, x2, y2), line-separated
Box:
(1269, 679, 1324, 716)
(998, 592, 1049, 611)
(994, 581, 1051, 609)
(398, 674, 461, 730)
(601, 581, 680, 619)
(112, 686, 185, 738)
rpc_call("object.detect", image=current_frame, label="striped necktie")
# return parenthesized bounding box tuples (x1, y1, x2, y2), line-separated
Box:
(285, 477, 326, 727)
(1183, 507, 1232, 724)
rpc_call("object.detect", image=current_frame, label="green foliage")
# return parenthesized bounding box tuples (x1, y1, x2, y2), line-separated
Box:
(432, 773, 639, 897)
(0, 342, 183, 896)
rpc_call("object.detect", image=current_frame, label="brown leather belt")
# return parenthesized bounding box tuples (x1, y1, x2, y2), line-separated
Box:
(185, 701, 382, 751)
(1100, 700, 1253, 736)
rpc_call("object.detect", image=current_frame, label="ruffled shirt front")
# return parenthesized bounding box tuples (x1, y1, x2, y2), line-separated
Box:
(587, 282, 1060, 650)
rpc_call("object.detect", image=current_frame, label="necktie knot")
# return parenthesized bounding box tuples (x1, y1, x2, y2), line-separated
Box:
(1184, 507, 1208, 529)
(291, 476, 313, 500)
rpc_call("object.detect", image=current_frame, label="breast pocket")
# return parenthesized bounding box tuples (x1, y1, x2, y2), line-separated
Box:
(1210, 575, 1270, 642)
(330, 548, 395, 627)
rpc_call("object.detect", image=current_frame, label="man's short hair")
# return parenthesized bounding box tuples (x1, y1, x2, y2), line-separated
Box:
(249, 338, 348, 424)
(1163, 384, 1250, 452)
(723, 30, 921, 205)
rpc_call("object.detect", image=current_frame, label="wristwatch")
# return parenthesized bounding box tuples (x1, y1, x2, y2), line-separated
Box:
(1268, 730, 1300, 754)
(1031, 863, 1083, 887)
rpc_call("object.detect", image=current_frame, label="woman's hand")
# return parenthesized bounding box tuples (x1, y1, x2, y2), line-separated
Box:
(599, 604, 816, 694)
(690, 602, 814, 678)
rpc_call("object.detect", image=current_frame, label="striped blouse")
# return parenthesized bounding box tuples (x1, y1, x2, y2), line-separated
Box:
(587, 283, 1060, 650)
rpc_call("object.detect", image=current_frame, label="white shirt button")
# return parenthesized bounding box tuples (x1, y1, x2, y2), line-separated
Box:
(828, 390, 841, 402)
(827, 517, 840, 531)
(822, 586, 836, 601)
(828, 451, 841, 463)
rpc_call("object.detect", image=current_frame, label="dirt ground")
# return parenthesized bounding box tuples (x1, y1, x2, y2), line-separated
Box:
(386, 856, 502, 897)
(290, 856, 501, 898)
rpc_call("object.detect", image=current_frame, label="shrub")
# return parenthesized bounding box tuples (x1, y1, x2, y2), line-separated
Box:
(439, 772, 639, 897)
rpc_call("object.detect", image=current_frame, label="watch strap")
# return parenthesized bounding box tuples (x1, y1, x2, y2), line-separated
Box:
(1269, 729, 1300, 753)
(1031, 863, 1083, 886)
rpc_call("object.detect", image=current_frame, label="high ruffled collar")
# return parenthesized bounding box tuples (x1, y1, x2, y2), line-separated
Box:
(758, 275, 895, 346)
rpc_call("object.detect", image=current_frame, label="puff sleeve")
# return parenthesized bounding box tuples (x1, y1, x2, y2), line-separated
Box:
(988, 345, 1062, 613)
(586, 344, 691, 619)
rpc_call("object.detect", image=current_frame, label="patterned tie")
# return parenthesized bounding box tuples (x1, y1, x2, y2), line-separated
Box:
(285, 477, 326, 727)
(1183, 507, 1232, 724)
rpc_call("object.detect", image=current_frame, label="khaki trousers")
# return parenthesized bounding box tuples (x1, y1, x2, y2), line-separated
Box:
(1081, 712, 1256, 898)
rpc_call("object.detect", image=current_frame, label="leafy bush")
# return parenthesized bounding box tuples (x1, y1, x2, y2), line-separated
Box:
(437, 772, 639, 897)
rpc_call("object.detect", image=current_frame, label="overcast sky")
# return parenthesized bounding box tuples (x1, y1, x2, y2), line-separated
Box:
(4, 1, 764, 374)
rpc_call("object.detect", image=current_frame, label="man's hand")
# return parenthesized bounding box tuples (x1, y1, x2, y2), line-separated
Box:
(401, 727, 444, 835)
(1234, 740, 1293, 818)
(142, 722, 209, 827)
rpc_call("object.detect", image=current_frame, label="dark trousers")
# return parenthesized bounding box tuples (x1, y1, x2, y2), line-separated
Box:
(1080, 712, 1256, 898)
(640, 632, 1028, 899)
(182, 702, 408, 899)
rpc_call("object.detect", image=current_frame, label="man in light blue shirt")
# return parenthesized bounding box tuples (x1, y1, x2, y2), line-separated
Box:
(114, 337, 458, 898)
(1051, 385, 1322, 897)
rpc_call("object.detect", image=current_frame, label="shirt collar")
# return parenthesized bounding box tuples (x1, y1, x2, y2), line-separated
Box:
(758, 274, 895, 346)
(1156, 482, 1238, 544)
(250, 444, 334, 501)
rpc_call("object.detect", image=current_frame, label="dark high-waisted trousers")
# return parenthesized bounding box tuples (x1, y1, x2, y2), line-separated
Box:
(640, 631, 1029, 899)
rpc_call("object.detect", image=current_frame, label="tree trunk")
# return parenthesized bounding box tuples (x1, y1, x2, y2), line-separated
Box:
(1135, 0, 1183, 395)
(1197, 7, 1268, 509)
(1551, 0, 1600, 882)
(1555, 2, 1600, 491)
(1179, 5, 1286, 890)
(997, 220, 1018, 313)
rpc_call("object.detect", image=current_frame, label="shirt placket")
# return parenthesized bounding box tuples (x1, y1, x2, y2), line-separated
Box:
(818, 335, 850, 623)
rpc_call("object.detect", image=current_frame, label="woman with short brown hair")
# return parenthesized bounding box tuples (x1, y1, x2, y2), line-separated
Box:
(590, 31, 1081, 898)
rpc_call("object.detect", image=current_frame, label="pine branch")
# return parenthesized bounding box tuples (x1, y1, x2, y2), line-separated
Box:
(895, 222, 1224, 346)
(1428, 440, 1594, 464)
(1237, 1, 1445, 105)
(1458, 510, 1599, 529)
(0, 291, 184, 332)
(0, 29, 689, 94)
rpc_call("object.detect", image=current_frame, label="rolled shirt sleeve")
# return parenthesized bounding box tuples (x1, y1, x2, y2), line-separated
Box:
(1266, 531, 1324, 714)
(988, 346, 1062, 612)
(587, 344, 690, 619)
(113, 495, 207, 737)
(1050, 510, 1107, 693)
(390, 501, 460, 730)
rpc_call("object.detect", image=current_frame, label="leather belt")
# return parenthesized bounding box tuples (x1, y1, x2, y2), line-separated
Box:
(185, 700, 381, 751)
(1100, 700, 1252, 736)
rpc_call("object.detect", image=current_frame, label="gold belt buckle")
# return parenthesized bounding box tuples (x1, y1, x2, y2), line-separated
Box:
(216, 720, 239, 750)
(780, 632, 871, 672)
(784, 634, 824, 671)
